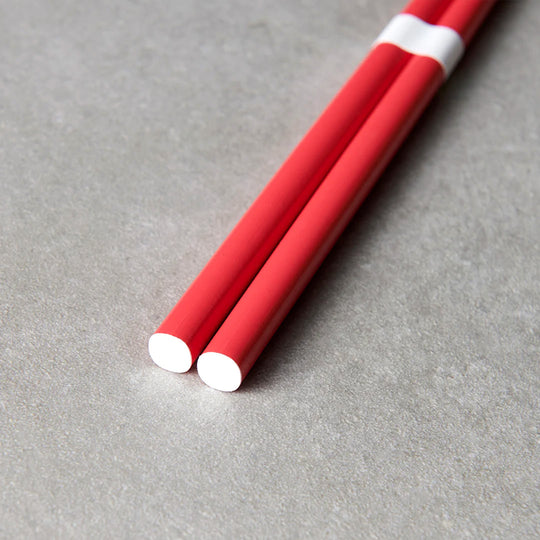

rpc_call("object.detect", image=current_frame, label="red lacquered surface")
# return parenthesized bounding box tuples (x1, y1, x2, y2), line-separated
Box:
(200, 0, 497, 389)
(437, 0, 497, 46)
(402, 0, 454, 22)
(151, 1, 452, 367)
(201, 55, 446, 387)
(154, 44, 411, 361)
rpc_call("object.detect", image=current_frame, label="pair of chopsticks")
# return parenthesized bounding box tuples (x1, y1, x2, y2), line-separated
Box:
(149, 0, 496, 391)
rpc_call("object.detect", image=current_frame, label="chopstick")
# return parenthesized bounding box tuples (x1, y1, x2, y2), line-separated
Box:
(197, 0, 496, 391)
(149, 0, 454, 373)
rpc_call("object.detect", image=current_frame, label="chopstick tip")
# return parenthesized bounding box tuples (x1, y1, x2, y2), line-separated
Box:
(148, 333, 193, 373)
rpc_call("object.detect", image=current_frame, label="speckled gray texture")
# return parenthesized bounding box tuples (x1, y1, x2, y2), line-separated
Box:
(1, 0, 539, 538)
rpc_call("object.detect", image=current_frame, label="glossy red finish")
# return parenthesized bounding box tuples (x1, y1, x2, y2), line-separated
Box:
(153, 1, 452, 364)
(201, 0, 497, 386)
(203, 55, 446, 380)
(402, 0, 454, 22)
(437, 0, 497, 46)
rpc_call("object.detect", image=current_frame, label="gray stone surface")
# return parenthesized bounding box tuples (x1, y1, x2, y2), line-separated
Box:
(1, 0, 539, 537)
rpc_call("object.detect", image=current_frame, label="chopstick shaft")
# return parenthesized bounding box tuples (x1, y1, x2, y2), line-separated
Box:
(149, 0, 454, 372)
(198, 0, 496, 391)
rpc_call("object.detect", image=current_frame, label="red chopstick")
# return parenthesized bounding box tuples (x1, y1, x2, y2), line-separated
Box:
(149, 0, 455, 373)
(197, 0, 496, 391)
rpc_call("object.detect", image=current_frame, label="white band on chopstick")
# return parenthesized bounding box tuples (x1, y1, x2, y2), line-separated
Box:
(372, 14, 465, 77)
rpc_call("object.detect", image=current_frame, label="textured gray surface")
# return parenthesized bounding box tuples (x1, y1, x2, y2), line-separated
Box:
(1, 0, 539, 538)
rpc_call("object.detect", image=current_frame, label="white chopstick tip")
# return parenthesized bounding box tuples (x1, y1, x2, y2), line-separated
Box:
(197, 352, 242, 392)
(148, 333, 193, 373)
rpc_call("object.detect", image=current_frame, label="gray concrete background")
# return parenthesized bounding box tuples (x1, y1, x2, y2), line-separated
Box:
(1, 0, 538, 537)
